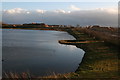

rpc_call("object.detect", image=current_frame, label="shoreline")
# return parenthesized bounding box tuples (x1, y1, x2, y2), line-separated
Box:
(2, 27, 119, 79)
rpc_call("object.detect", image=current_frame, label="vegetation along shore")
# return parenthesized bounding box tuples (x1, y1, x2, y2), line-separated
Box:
(2, 23, 120, 79)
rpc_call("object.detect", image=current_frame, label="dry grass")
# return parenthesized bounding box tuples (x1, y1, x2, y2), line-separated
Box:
(90, 59, 118, 72)
(59, 40, 104, 44)
(2, 72, 72, 79)
(3, 72, 32, 79)
(74, 27, 119, 46)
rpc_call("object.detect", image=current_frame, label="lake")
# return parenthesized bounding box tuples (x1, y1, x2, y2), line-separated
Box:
(2, 29, 85, 77)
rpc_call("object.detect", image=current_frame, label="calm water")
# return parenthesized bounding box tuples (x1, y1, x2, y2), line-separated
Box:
(2, 29, 85, 76)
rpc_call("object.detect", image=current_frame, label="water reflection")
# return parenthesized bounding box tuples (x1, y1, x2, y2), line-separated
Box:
(2, 29, 85, 76)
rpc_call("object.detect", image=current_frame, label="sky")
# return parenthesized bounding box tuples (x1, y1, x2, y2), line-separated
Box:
(1, 0, 119, 2)
(2, 2, 117, 10)
(2, 2, 118, 27)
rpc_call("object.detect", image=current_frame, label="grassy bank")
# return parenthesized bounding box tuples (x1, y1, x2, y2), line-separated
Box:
(2, 27, 119, 79)
(62, 28, 119, 79)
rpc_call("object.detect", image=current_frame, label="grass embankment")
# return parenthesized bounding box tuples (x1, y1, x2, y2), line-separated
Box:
(62, 28, 119, 79)
(59, 40, 104, 45)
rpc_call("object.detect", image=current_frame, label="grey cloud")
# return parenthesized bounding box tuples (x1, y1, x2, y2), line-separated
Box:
(2, 10, 118, 27)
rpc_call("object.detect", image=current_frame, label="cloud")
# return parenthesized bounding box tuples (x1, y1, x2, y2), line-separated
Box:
(26, 11, 30, 14)
(2, 7, 118, 27)
(54, 9, 71, 14)
(95, 7, 118, 14)
(70, 5, 80, 11)
(4, 8, 27, 14)
(36, 9, 46, 14)
(55, 9, 66, 13)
